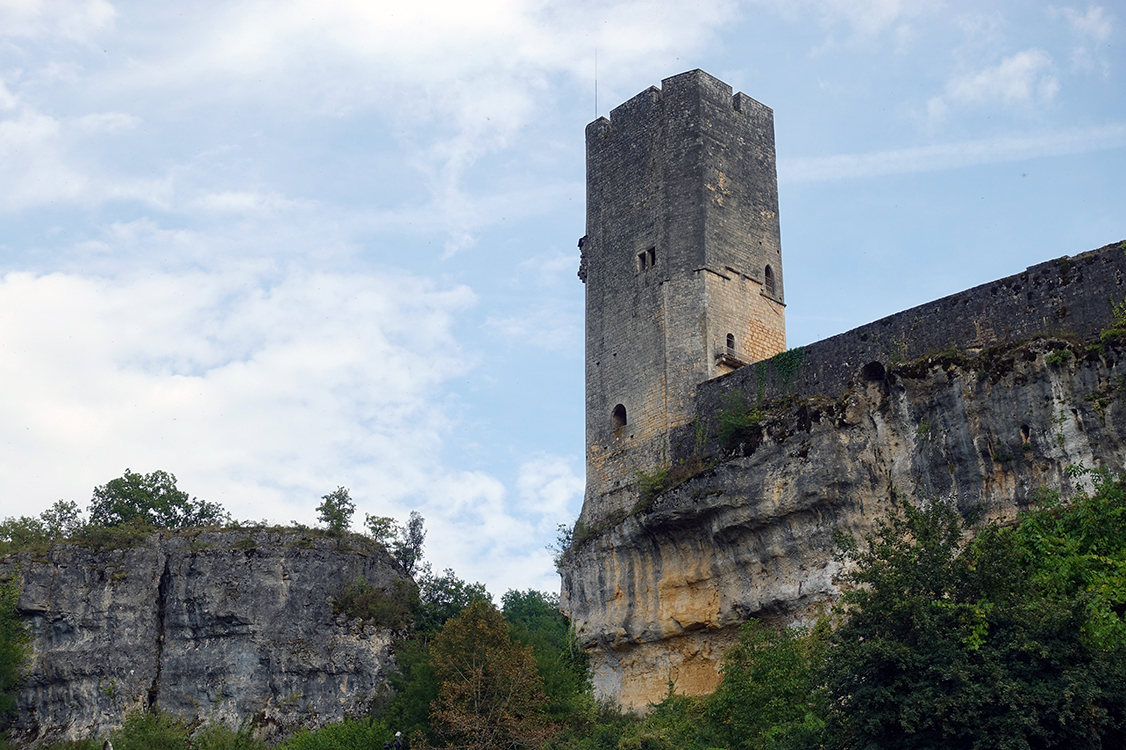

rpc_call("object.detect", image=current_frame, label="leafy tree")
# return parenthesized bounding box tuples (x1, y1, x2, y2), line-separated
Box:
(428, 600, 552, 750)
(415, 568, 491, 636)
(382, 636, 441, 742)
(0, 572, 30, 743)
(501, 590, 590, 722)
(707, 619, 826, 750)
(378, 568, 491, 739)
(366, 514, 398, 545)
(0, 500, 85, 555)
(366, 512, 427, 575)
(393, 511, 426, 576)
(317, 486, 355, 536)
(821, 490, 1126, 749)
(88, 469, 228, 529)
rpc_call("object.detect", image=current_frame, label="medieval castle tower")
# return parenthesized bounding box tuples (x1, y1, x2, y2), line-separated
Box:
(578, 70, 786, 524)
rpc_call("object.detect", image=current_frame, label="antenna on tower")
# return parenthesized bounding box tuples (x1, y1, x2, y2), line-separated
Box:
(595, 48, 599, 118)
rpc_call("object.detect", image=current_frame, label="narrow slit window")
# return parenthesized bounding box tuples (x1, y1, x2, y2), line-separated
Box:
(637, 251, 647, 272)
(647, 247, 656, 267)
(764, 265, 776, 295)
(726, 333, 735, 350)
(611, 404, 627, 429)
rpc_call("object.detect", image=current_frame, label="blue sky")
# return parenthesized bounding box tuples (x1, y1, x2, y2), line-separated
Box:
(1, 0, 1123, 595)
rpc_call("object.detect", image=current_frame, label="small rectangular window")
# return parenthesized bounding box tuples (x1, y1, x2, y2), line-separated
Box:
(637, 251, 647, 271)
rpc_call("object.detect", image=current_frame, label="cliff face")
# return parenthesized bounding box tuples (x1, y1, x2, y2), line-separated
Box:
(561, 338, 1126, 710)
(1, 530, 407, 746)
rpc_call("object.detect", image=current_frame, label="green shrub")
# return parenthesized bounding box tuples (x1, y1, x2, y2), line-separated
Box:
(1045, 347, 1074, 366)
(277, 717, 390, 750)
(717, 391, 762, 452)
(193, 722, 267, 750)
(109, 710, 192, 750)
(72, 521, 152, 552)
(332, 578, 418, 630)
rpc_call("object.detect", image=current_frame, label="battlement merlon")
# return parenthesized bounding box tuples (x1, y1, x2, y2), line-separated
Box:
(584, 69, 775, 142)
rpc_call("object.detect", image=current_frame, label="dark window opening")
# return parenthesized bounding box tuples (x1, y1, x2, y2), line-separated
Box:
(611, 404, 627, 430)
(726, 333, 735, 350)
(764, 265, 776, 295)
(637, 247, 656, 272)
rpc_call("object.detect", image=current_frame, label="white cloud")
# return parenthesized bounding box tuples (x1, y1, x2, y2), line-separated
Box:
(0, 265, 477, 525)
(516, 454, 584, 522)
(947, 49, 1059, 105)
(0, 108, 88, 209)
(485, 305, 580, 352)
(75, 112, 141, 133)
(0, 104, 170, 212)
(748, 0, 924, 52)
(1050, 5, 1115, 73)
(190, 190, 315, 217)
(0, 80, 18, 110)
(0, 0, 116, 42)
(926, 49, 1059, 123)
(782, 123, 1126, 182)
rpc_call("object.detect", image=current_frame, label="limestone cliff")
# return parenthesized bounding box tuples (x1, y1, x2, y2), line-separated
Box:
(561, 337, 1126, 710)
(1, 529, 407, 746)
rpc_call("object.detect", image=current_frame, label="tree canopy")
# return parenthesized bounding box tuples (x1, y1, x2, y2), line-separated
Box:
(428, 600, 552, 750)
(88, 469, 228, 529)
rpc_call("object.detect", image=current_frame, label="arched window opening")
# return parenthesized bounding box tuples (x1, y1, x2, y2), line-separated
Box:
(611, 404, 627, 430)
(764, 265, 776, 296)
(726, 333, 735, 351)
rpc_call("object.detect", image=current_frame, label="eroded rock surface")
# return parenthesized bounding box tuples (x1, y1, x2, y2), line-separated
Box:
(561, 339, 1126, 709)
(1, 530, 406, 746)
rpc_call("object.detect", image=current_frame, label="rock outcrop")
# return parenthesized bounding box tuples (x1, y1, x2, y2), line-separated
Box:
(561, 337, 1126, 709)
(1, 529, 407, 747)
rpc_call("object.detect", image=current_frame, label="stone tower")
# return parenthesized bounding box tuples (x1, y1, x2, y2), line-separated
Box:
(578, 69, 786, 525)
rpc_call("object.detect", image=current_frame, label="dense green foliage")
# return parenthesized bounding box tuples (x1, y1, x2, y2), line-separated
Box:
(89, 469, 228, 529)
(105, 710, 270, 750)
(502, 590, 591, 724)
(0, 572, 30, 749)
(708, 619, 826, 750)
(275, 717, 389, 750)
(332, 578, 419, 630)
(428, 600, 552, 750)
(819, 470, 1126, 749)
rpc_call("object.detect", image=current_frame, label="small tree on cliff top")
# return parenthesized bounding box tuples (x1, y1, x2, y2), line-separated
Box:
(317, 486, 355, 536)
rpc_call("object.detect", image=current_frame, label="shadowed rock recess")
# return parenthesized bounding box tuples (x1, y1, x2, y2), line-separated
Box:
(561, 241, 1126, 710)
(1, 530, 407, 746)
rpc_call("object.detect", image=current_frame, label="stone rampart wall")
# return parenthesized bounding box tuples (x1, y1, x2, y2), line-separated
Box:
(670, 240, 1126, 461)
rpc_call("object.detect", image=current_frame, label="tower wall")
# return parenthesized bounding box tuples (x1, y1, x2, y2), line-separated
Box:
(580, 70, 785, 527)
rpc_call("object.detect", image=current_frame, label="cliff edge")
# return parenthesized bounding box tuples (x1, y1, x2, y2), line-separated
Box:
(563, 332, 1126, 710)
(1, 529, 408, 746)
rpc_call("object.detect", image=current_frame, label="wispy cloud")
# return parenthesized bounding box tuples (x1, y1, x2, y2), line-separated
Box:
(781, 123, 1126, 183)
(0, 0, 115, 42)
(927, 49, 1060, 122)
(1050, 5, 1115, 73)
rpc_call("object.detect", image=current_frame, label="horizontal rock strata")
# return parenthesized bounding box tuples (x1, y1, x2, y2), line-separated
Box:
(562, 338, 1126, 709)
